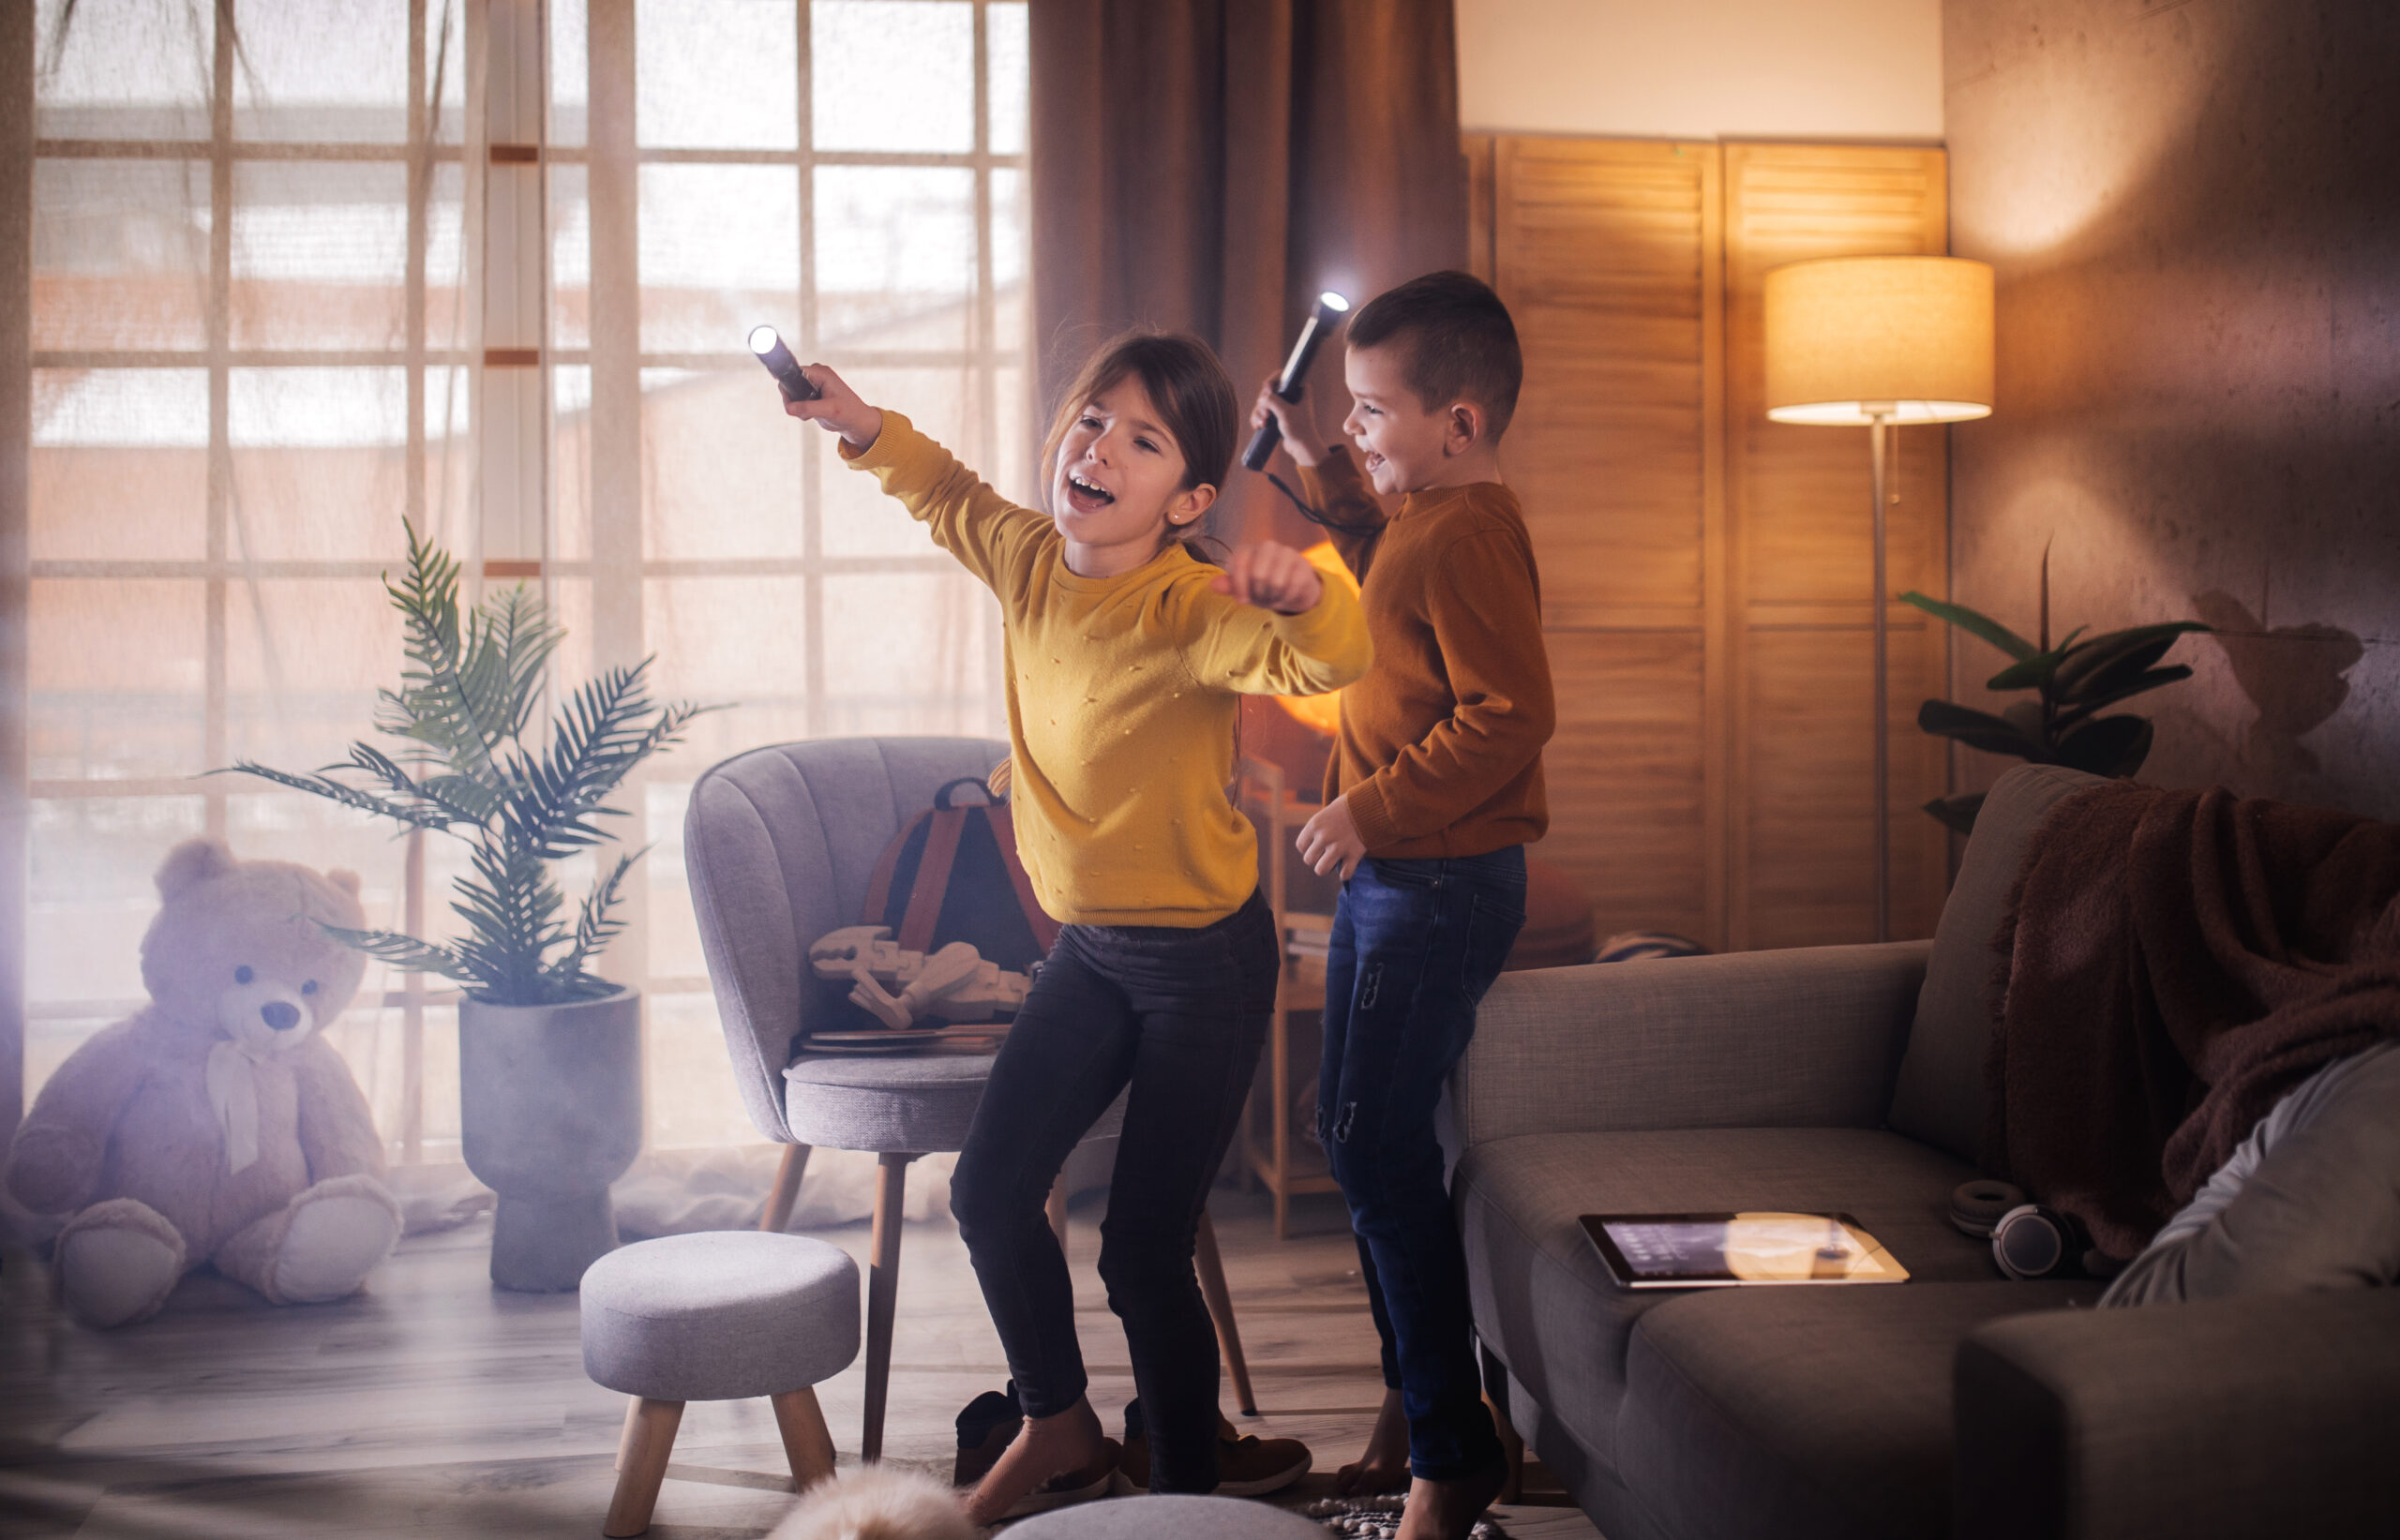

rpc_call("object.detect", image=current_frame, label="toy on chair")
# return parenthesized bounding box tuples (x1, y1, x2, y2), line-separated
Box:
(808, 926, 1030, 1029)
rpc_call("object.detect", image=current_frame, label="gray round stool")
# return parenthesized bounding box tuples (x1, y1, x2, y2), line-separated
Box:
(1007, 1494, 1328, 1538)
(581, 1231, 861, 1537)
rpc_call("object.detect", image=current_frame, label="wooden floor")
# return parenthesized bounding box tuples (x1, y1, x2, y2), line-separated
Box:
(0, 1187, 1601, 1539)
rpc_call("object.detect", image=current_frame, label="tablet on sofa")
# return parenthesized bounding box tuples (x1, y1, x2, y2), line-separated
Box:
(1580, 1212, 1909, 1289)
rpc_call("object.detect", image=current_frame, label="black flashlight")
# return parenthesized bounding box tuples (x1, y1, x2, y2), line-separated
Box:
(1241, 291, 1350, 472)
(748, 325, 820, 402)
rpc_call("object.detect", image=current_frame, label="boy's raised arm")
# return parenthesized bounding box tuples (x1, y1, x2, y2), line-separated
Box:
(1295, 448, 1390, 578)
(1342, 528, 1552, 850)
(1252, 375, 1388, 578)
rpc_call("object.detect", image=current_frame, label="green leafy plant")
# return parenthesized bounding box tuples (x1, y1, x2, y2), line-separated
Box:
(226, 523, 714, 1006)
(1898, 560, 2209, 834)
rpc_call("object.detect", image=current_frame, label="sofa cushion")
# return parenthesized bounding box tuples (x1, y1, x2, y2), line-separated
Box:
(1457, 1126, 1998, 1471)
(1890, 764, 2103, 1161)
(1619, 1279, 2095, 1540)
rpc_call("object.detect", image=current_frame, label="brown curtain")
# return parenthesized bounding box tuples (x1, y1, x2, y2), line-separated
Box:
(1031, 0, 1467, 548)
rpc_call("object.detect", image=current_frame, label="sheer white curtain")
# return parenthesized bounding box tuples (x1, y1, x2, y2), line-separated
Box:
(22, 0, 1025, 1166)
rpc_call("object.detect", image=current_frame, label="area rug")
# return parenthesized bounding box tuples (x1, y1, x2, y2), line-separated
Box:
(1299, 1498, 1509, 1539)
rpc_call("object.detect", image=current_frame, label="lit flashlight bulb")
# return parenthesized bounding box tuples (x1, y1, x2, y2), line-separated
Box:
(748, 325, 818, 402)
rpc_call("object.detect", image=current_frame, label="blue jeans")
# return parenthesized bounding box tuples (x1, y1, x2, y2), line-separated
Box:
(951, 889, 1280, 1494)
(1318, 847, 1526, 1480)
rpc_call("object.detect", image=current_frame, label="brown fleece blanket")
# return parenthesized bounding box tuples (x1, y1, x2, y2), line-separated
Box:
(1987, 780, 2400, 1259)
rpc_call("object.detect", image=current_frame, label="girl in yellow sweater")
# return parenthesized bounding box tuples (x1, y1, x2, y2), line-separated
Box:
(785, 333, 1370, 1520)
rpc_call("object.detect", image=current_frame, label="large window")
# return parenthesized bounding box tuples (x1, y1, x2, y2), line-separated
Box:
(25, 0, 1027, 1158)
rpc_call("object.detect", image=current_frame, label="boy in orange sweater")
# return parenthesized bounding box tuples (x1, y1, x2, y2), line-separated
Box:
(1253, 270, 1553, 1540)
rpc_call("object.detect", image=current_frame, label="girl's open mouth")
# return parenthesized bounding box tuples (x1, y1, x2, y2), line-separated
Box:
(1065, 470, 1117, 512)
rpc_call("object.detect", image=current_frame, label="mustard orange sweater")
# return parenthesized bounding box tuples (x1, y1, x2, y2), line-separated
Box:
(847, 414, 1372, 926)
(1299, 447, 1552, 858)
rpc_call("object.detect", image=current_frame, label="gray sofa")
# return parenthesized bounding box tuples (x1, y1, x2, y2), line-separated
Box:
(1453, 762, 2400, 1539)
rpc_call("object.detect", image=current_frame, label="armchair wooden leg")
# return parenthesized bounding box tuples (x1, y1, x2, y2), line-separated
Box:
(1487, 1388, 1524, 1504)
(760, 1144, 812, 1234)
(604, 1396, 683, 1537)
(861, 1152, 911, 1461)
(1193, 1210, 1257, 1415)
(1480, 1342, 1527, 1503)
(772, 1387, 838, 1493)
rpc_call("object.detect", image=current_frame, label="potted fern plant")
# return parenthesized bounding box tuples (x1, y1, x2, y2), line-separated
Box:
(229, 523, 710, 1291)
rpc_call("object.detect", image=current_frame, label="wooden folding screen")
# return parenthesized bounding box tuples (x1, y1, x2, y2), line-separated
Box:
(1466, 137, 1951, 951)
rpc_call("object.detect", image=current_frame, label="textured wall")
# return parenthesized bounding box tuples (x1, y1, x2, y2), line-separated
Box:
(1943, 0, 2400, 820)
(1456, 0, 1944, 141)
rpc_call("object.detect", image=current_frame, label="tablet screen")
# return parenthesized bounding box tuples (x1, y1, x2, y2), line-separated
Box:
(1580, 1212, 1908, 1288)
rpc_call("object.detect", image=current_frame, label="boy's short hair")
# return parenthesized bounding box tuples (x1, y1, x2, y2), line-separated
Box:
(1345, 270, 1523, 440)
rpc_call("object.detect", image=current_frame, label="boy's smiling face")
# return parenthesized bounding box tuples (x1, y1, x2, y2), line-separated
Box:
(1341, 342, 1456, 497)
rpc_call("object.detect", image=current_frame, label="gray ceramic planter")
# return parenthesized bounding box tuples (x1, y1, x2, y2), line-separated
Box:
(459, 988, 642, 1292)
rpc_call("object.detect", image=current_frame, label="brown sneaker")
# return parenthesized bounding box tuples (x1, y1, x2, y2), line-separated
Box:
(1111, 1398, 1312, 1498)
(952, 1385, 1021, 1488)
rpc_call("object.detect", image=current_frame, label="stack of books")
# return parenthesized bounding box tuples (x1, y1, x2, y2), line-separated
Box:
(801, 1022, 1013, 1055)
(1286, 914, 1333, 961)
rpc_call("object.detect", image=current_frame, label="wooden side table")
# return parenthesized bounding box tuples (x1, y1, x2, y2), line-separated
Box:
(1234, 760, 1344, 1238)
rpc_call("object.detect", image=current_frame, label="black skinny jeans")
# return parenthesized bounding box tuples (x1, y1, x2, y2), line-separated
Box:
(949, 888, 1279, 1494)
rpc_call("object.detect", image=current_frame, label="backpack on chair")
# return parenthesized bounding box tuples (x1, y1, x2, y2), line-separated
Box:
(807, 775, 1059, 1039)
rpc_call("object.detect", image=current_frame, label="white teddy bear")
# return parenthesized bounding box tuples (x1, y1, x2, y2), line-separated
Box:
(6, 838, 403, 1327)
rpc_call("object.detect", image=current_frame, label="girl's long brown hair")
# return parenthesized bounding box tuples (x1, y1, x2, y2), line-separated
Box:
(1041, 330, 1240, 548)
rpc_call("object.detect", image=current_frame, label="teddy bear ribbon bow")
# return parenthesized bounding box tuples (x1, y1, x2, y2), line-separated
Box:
(205, 1038, 268, 1174)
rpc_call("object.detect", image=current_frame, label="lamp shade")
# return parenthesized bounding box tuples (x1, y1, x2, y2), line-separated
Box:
(1762, 256, 1994, 426)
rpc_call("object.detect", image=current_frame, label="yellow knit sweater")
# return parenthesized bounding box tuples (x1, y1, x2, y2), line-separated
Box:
(846, 413, 1372, 926)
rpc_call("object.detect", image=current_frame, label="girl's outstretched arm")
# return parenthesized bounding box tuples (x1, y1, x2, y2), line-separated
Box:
(1179, 541, 1372, 698)
(788, 363, 1045, 594)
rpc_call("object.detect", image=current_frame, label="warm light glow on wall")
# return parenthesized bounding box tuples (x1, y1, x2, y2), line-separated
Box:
(1763, 256, 1995, 425)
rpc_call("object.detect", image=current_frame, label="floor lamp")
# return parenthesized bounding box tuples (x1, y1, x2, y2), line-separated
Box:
(1762, 256, 1993, 942)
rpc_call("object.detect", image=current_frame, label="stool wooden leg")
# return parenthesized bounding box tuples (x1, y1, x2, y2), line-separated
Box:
(772, 1387, 838, 1493)
(1193, 1210, 1257, 1415)
(861, 1152, 911, 1461)
(1045, 1175, 1070, 1253)
(760, 1144, 811, 1234)
(604, 1396, 682, 1537)
(614, 1397, 637, 1471)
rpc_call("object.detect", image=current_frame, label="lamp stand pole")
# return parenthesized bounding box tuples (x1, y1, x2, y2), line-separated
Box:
(1867, 408, 1894, 944)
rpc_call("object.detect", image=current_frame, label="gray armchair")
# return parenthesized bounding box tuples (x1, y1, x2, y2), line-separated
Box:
(683, 738, 1257, 1459)
(1451, 762, 2400, 1539)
